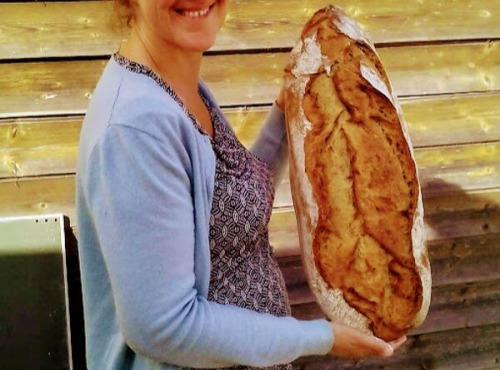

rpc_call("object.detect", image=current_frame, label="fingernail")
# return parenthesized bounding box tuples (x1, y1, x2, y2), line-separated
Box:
(383, 344, 393, 357)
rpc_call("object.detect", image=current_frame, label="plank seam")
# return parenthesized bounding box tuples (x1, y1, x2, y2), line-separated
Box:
(1, 38, 498, 63)
(2, 89, 499, 123)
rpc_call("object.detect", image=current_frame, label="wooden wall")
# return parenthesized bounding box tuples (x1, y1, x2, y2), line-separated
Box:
(1, 0, 499, 368)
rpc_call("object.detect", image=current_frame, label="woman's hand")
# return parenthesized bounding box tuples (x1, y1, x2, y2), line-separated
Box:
(329, 322, 407, 358)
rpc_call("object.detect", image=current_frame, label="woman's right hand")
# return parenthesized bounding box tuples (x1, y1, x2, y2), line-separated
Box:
(329, 322, 407, 358)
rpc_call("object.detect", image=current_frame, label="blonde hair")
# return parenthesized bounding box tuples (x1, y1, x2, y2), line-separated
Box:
(113, 0, 134, 27)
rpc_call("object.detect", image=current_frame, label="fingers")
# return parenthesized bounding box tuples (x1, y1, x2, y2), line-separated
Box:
(389, 335, 407, 351)
(370, 336, 393, 357)
(329, 323, 407, 359)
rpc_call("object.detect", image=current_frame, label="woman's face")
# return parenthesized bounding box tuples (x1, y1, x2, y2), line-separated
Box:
(132, 0, 227, 52)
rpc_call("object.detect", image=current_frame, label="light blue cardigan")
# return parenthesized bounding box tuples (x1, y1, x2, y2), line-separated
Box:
(76, 57, 334, 370)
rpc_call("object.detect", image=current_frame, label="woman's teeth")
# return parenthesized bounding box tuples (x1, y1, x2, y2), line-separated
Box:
(179, 7, 210, 18)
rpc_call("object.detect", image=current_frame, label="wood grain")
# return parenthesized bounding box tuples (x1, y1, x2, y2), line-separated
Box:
(423, 188, 500, 241)
(0, 175, 76, 221)
(1, 41, 498, 118)
(400, 92, 500, 147)
(292, 323, 500, 369)
(1, 1, 499, 59)
(2, 92, 499, 178)
(0, 116, 80, 179)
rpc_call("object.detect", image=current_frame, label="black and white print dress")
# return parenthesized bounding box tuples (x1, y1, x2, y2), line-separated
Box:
(114, 53, 293, 370)
(204, 94, 293, 370)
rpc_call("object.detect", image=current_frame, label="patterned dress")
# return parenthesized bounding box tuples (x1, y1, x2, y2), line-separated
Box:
(114, 53, 293, 370)
(204, 100, 293, 370)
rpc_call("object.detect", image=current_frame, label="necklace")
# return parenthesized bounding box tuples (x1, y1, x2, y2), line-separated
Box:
(136, 30, 164, 79)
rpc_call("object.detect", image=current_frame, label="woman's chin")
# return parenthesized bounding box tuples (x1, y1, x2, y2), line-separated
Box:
(181, 36, 218, 53)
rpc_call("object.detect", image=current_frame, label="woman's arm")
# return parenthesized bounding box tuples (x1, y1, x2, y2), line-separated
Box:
(250, 95, 289, 188)
(84, 109, 333, 368)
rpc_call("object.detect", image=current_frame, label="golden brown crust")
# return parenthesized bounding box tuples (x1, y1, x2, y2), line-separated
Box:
(285, 6, 431, 341)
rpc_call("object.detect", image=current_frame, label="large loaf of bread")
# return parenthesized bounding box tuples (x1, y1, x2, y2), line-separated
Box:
(284, 5, 431, 341)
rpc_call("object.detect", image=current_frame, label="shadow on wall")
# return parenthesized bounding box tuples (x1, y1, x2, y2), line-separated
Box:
(422, 178, 499, 241)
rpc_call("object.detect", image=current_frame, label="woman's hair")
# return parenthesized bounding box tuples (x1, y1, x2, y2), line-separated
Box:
(113, 0, 134, 27)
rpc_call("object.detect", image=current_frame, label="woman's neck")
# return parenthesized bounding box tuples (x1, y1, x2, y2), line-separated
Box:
(119, 26, 203, 102)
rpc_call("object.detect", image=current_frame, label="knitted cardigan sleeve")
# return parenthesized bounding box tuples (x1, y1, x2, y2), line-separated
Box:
(250, 103, 289, 188)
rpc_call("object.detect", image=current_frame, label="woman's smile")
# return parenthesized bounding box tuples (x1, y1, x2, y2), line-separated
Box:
(174, 2, 216, 18)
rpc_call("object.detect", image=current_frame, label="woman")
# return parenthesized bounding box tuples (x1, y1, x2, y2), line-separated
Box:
(76, 0, 406, 368)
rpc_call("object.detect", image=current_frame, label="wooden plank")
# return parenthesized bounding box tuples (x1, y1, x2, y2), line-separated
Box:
(292, 324, 500, 369)
(378, 41, 499, 97)
(423, 188, 500, 241)
(400, 92, 500, 147)
(416, 142, 500, 194)
(290, 279, 500, 336)
(0, 41, 498, 118)
(0, 116, 80, 178)
(1, 1, 499, 59)
(1, 169, 499, 251)
(273, 141, 500, 209)
(0, 175, 76, 221)
(416, 143, 500, 195)
(279, 233, 500, 305)
(283, 234, 500, 306)
(0, 1, 122, 61)
(0, 59, 106, 118)
(3, 136, 499, 205)
(2, 92, 499, 178)
(229, 91, 500, 148)
(270, 188, 500, 256)
(398, 279, 500, 335)
(1, 137, 499, 221)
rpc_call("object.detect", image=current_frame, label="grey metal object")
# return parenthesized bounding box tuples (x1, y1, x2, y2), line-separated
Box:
(0, 214, 73, 370)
